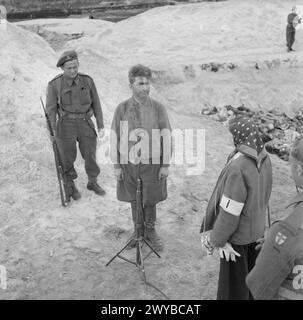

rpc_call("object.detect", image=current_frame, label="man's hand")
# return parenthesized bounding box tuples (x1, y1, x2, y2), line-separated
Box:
(201, 232, 215, 256)
(114, 168, 124, 181)
(98, 128, 105, 140)
(159, 167, 169, 180)
(255, 237, 265, 250)
(219, 243, 241, 262)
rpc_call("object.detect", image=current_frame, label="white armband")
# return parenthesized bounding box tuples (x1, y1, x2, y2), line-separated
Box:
(220, 194, 244, 216)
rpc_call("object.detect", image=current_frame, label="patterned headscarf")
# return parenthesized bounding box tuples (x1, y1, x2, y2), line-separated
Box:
(229, 117, 264, 154)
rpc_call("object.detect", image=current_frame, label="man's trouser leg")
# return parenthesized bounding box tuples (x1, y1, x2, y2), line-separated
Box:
(144, 205, 163, 251)
(126, 201, 138, 249)
(286, 27, 291, 50)
(56, 119, 78, 182)
(56, 137, 81, 199)
(217, 242, 259, 300)
(286, 26, 295, 50)
(290, 30, 295, 49)
(56, 137, 78, 182)
(78, 128, 100, 183)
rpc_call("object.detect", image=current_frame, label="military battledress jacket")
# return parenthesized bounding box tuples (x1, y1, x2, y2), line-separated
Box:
(246, 193, 303, 300)
(46, 73, 104, 132)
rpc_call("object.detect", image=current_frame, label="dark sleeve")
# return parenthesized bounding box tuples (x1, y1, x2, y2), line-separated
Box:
(209, 167, 247, 247)
(110, 104, 122, 169)
(89, 79, 104, 130)
(158, 103, 172, 168)
(45, 82, 58, 132)
(246, 225, 295, 300)
(288, 13, 297, 24)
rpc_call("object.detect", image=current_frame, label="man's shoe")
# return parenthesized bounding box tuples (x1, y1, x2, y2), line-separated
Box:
(87, 182, 106, 196)
(145, 227, 164, 251)
(67, 182, 81, 201)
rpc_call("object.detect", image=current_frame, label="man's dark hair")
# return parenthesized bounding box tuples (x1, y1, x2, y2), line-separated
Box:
(128, 64, 152, 84)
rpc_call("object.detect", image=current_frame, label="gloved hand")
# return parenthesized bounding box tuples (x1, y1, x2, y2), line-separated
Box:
(219, 243, 241, 262)
(201, 232, 215, 256)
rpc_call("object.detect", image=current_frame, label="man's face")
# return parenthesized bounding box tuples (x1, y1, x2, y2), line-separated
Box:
(131, 76, 150, 100)
(61, 59, 79, 79)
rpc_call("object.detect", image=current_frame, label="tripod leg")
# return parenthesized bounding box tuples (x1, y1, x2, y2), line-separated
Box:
(137, 240, 147, 287)
(105, 237, 135, 266)
(143, 238, 161, 258)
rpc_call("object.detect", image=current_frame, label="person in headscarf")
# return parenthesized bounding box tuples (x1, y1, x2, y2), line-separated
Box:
(200, 116, 273, 300)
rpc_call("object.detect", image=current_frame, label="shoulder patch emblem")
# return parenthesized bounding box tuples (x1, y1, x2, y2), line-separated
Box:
(275, 232, 287, 245)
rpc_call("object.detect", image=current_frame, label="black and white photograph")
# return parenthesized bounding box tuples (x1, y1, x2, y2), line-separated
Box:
(0, 0, 303, 306)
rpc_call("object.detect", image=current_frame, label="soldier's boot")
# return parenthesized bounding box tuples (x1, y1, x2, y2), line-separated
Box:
(144, 205, 163, 251)
(67, 181, 81, 201)
(87, 181, 106, 196)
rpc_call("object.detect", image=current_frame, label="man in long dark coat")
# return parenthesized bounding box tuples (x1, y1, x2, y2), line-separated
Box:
(110, 64, 172, 251)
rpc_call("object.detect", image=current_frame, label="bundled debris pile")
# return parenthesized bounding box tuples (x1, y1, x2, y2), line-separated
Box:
(201, 104, 303, 161)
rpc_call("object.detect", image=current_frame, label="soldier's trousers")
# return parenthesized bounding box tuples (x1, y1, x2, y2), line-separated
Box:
(56, 117, 100, 182)
(217, 242, 259, 300)
(286, 25, 295, 49)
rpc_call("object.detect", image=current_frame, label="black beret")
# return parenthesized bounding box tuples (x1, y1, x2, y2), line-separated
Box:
(56, 50, 78, 67)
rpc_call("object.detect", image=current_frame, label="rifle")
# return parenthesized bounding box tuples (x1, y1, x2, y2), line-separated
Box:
(40, 97, 70, 207)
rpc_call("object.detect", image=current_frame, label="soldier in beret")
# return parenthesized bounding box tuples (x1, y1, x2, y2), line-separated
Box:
(46, 50, 106, 200)
(110, 64, 172, 251)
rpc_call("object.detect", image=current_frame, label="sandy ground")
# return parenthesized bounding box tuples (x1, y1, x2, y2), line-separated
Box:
(0, 0, 302, 300)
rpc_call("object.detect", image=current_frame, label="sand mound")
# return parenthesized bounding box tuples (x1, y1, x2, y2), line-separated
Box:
(0, 23, 60, 210)
(0, 22, 58, 148)
(63, 0, 303, 117)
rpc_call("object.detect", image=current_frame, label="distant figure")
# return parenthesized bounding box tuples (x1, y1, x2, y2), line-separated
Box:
(286, 6, 301, 52)
(246, 136, 303, 300)
(89, 14, 94, 19)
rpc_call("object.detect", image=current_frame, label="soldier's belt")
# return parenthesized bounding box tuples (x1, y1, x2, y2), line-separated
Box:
(58, 108, 93, 120)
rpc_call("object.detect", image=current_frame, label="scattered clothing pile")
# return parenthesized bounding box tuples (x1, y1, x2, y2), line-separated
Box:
(201, 104, 303, 161)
